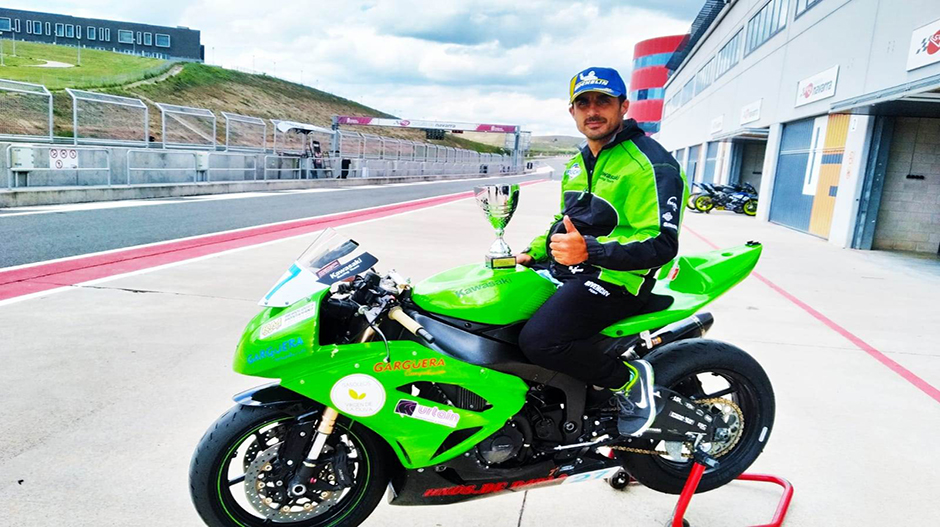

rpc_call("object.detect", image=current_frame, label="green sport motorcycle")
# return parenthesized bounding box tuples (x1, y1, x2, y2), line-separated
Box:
(189, 228, 775, 527)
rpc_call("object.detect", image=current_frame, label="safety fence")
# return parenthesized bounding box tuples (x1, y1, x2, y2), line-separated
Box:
(1, 77, 522, 190)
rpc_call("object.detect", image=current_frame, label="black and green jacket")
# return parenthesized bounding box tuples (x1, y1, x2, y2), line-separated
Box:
(526, 119, 688, 295)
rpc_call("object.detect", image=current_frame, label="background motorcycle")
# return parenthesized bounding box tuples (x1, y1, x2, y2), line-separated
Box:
(693, 182, 759, 216)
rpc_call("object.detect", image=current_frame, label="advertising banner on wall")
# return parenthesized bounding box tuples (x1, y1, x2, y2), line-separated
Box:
(740, 99, 762, 125)
(710, 115, 724, 135)
(907, 18, 940, 71)
(335, 116, 519, 133)
(795, 66, 839, 108)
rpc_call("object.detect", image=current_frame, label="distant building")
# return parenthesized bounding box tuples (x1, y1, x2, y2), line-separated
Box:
(0, 7, 203, 61)
(627, 35, 686, 135)
(658, 0, 940, 254)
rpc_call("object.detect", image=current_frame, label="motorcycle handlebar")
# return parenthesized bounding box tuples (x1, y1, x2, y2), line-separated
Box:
(388, 307, 435, 344)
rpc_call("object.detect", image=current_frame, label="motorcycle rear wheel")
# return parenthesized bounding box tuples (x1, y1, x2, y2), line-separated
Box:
(620, 339, 775, 494)
(686, 193, 701, 211)
(189, 404, 391, 527)
(693, 195, 715, 213)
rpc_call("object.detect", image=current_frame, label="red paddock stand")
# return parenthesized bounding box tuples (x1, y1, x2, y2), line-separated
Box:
(670, 450, 794, 527)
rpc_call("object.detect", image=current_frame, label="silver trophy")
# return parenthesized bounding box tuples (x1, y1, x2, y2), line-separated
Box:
(474, 184, 520, 269)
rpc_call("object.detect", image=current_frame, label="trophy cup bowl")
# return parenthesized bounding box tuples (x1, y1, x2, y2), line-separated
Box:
(474, 184, 520, 269)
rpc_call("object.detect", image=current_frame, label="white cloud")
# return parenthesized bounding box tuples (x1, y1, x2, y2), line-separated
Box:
(16, 0, 695, 135)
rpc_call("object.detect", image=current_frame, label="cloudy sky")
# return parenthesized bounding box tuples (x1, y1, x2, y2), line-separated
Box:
(19, 1, 701, 136)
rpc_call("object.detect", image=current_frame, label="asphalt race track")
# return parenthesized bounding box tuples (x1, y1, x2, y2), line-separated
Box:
(0, 164, 564, 269)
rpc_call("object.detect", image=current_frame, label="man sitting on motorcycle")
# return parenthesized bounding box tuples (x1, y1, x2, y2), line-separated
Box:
(516, 67, 688, 437)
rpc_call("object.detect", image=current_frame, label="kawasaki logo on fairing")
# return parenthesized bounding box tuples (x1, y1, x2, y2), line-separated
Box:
(453, 278, 512, 298)
(247, 337, 304, 364)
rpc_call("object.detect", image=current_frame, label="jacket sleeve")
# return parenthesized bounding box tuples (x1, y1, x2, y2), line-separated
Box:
(582, 162, 684, 271)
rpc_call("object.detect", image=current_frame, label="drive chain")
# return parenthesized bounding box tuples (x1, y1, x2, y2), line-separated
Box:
(609, 397, 744, 458)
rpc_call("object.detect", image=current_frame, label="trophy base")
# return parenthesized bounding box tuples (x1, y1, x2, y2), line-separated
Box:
(485, 255, 517, 270)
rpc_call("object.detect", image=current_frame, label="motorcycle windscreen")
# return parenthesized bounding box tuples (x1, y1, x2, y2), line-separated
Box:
(259, 228, 378, 307)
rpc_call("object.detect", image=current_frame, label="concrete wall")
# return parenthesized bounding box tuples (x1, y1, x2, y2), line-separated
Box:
(873, 117, 940, 253)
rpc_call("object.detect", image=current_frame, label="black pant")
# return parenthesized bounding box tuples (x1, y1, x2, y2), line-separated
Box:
(518, 276, 649, 388)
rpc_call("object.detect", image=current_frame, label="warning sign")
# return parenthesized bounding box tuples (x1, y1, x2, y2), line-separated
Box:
(50, 148, 79, 170)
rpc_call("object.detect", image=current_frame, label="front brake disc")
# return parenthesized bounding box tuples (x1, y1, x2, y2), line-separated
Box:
(244, 444, 343, 522)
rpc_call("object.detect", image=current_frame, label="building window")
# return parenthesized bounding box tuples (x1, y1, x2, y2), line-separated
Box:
(155, 34, 171, 48)
(66, 25, 74, 38)
(795, 0, 823, 17)
(0, 18, 12, 32)
(76, 25, 82, 39)
(144, 32, 152, 46)
(102, 28, 109, 42)
(633, 52, 673, 69)
(26, 19, 32, 34)
(745, 0, 790, 56)
(694, 57, 717, 96)
(716, 29, 743, 79)
(136, 31, 142, 45)
(631, 88, 665, 101)
(87, 26, 96, 40)
(45, 22, 51, 36)
(55, 23, 64, 37)
(14, 19, 20, 32)
(34, 21, 42, 34)
(118, 30, 134, 44)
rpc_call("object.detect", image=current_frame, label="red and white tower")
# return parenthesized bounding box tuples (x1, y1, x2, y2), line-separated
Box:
(626, 35, 686, 135)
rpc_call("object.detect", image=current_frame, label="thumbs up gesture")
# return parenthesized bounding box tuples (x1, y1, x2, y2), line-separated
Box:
(549, 215, 588, 265)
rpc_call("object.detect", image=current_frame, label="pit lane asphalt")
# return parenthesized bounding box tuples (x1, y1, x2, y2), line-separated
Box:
(0, 163, 565, 269)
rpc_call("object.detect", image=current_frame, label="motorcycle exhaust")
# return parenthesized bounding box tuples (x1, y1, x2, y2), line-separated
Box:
(616, 313, 715, 359)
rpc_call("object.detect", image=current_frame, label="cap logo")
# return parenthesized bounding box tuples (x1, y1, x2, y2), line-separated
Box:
(574, 70, 609, 91)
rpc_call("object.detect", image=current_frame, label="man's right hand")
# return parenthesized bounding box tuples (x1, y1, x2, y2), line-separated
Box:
(515, 253, 534, 267)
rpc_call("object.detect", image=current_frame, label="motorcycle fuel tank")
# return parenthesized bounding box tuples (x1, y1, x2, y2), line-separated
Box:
(411, 264, 556, 325)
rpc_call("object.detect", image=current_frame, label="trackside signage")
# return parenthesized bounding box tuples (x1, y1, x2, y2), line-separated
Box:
(795, 66, 839, 108)
(334, 116, 519, 133)
(908, 18, 940, 71)
(49, 148, 79, 170)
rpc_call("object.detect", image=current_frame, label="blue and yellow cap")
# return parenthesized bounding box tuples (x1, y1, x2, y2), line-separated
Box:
(569, 67, 626, 103)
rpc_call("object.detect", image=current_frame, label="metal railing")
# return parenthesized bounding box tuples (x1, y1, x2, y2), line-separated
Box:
(208, 152, 258, 182)
(6, 144, 111, 188)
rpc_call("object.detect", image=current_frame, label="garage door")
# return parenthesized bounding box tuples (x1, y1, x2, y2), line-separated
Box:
(769, 118, 816, 232)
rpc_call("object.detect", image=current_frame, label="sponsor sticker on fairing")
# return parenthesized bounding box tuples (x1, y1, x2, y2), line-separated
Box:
(394, 399, 460, 428)
(330, 374, 386, 417)
(259, 304, 317, 339)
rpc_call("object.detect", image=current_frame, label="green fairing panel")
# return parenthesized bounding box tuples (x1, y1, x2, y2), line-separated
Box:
(600, 244, 762, 337)
(233, 289, 327, 377)
(234, 288, 528, 469)
(277, 341, 528, 469)
(412, 264, 557, 325)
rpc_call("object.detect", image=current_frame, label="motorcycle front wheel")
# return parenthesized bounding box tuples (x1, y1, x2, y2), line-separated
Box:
(620, 339, 775, 494)
(743, 199, 759, 216)
(189, 404, 391, 527)
(686, 193, 701, 211)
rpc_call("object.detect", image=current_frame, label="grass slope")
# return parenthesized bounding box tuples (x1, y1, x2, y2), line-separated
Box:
(0, 41, 169, 90)
(2, 41, 504, 153)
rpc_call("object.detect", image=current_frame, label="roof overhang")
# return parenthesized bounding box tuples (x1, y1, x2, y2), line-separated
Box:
(831, 72, 940, 118)
(711, 127, 769, 142)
